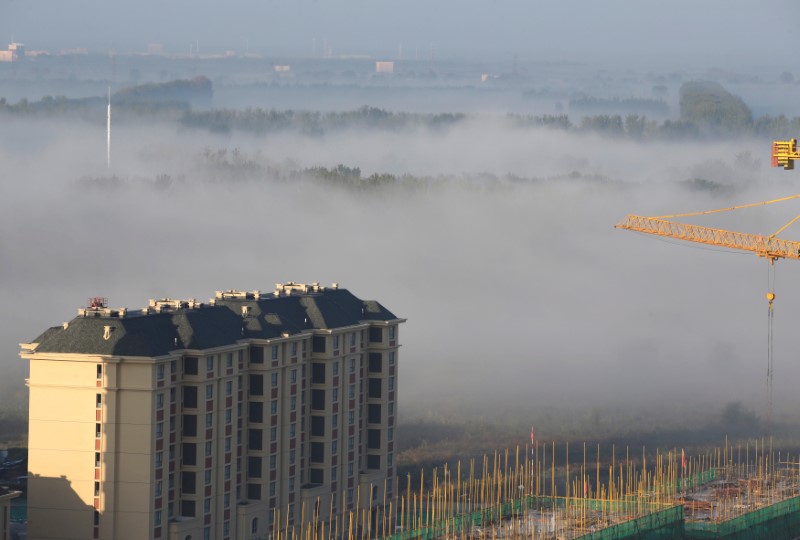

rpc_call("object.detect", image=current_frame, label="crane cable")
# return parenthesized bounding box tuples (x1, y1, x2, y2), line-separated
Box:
(654, 193, 800, 220)
(766, 262, 776, 437)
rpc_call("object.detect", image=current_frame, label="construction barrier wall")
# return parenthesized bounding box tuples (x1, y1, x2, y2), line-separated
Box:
(387, 496, 683, 540)
(685, 496, 800, 540)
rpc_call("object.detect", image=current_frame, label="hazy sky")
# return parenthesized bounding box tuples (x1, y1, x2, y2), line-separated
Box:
(1, 0, 799, 65)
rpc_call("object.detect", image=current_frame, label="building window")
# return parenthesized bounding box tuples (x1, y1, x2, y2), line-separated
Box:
(289, 478, 295, 493)
(388, 453, 393, 467)
(224, 465, 231, 481)
(223, 521, 230, 538)
(171, 360, 177, 374)
(290, 396, 296, 411)
(95, 423, 101, 437)
(348, 412, 354, 425)
(291, 342, 297, 356)
(369, 353, 382, 373)
(247, 483, 261, 500)
(182, 443, 197, 466)
(249, 402, 263, 423)
(271, 400, 278, 415)
(170, 387, 176, 403)
(181, 471, 196, 494)
(332, 441, 338, 455)
(311, 416, 325, 437)
(184, 357, 199, 376)
(205, 413, 213, 428)
(205, 470, 212, 485)
(311, 389, 325, 411)
(206, 385, 213, 400)
(389, 351, 396, 365)
(389, 377, 395, 391)
(333, 361, 339, 376)
(349, 384, 355, 399)
(156, 422, 164, 438)
(348, 463, 353, 477)
(332, 467, 337, 481)
(226, 353, 233, 368)
(311, 363, 325, 384)
(252, 518, 259, 535)
(96, 393, 102, 408)
(349, 358, 355, 373)
(248, 456, 262, 478)
(388, 427, 394, 441)
(225, 381, 232, 396)
(95, 452, 101, 467)
(94, 481, 100, 496)
(271, 373, 279, 388)
(183, 386, 198, 409)
(169, 473, 174, 490)
(367, 455, 381, 470)
(389, 326, 396, 340)
(271, 345, 279, 360)
(348, 489, 353, 503)
(369, 327, 383, 343)
(157, 364, 164, 380)
(250, 374, 264, 396)
(269, 482, 276, 497)
(310, 468, 323, 484)
(204, 527, 210, 540)
(207, 357, 214, 372)
(289, 450, 295, 465)
(368, 404, 381, 424)
(204, 441, 212, 456)
(310, 442, 324, 463)
(225, 409, 232, 424)
(270, 427, 277, 442)
(182, 414, 197, 437)
(156, 393, 164, 409)
(204, 498, 211, 514)
(155, 510, 161, 526)
(290, 369, 297, 384)
(224, 493, 230, 509)
(333, 335, 339, 350)
(250, 346, 264, 364)
(368, 378, 381, 399)
(248, 429, 263, 451)
(350, 333, 356, 347)
(290, 423, 296, 437)
(332, 413, 338, 427)
(368, 429, 380, 449)
(388, 403, 394, 416)
(156, 451, 163, 467)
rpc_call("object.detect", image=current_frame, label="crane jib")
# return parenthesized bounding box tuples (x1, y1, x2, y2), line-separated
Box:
(615, 215, 800, 261)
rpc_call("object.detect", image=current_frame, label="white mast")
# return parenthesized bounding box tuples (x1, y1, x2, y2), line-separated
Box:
(106, 86, 111, 169)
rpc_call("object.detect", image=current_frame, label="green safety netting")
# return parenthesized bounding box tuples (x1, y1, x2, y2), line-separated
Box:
(685, 496, 800, 540)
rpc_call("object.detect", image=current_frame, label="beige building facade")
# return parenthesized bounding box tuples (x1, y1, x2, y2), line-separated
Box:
(21, 283, 404, 540)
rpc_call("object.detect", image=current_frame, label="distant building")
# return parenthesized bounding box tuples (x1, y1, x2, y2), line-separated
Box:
(274, 65, 291, 73)
(375, 61, 394, 74)
(0, 487, 21, 540)
(21, 283, 404, 540)
(0, 43, 24, 63)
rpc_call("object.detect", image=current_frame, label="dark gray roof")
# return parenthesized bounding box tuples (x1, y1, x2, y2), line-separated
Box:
(30, 288, 398, 357)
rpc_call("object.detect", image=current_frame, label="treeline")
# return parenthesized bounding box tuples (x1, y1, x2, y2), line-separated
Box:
(4, 80, 800, 140)
(180, 106, 466, 134)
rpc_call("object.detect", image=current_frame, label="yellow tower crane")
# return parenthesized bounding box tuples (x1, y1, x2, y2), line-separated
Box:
(616, 142, 800, 432)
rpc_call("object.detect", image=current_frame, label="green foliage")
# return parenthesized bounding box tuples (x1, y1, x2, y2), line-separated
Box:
(114, 75, 212, 105)
(679, 80, 753, 133)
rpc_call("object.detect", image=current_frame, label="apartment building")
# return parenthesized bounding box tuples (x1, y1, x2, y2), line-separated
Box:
(20, 282, 404, 540)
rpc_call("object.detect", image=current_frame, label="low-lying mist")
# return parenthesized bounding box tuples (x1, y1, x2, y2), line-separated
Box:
(3, 115, 800, 443)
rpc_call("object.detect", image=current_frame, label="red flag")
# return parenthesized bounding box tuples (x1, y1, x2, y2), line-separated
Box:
(530, 427, 535, 445)
(681, 449, 686, 470)
(583, 478, 588, 497)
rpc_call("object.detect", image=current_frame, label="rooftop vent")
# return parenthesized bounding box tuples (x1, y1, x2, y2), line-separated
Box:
(274, 282, 326, 297)
(216, 290, 261, 300)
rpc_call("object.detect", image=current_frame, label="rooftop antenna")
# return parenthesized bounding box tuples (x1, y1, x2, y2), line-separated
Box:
(106, 87, 111, 169)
